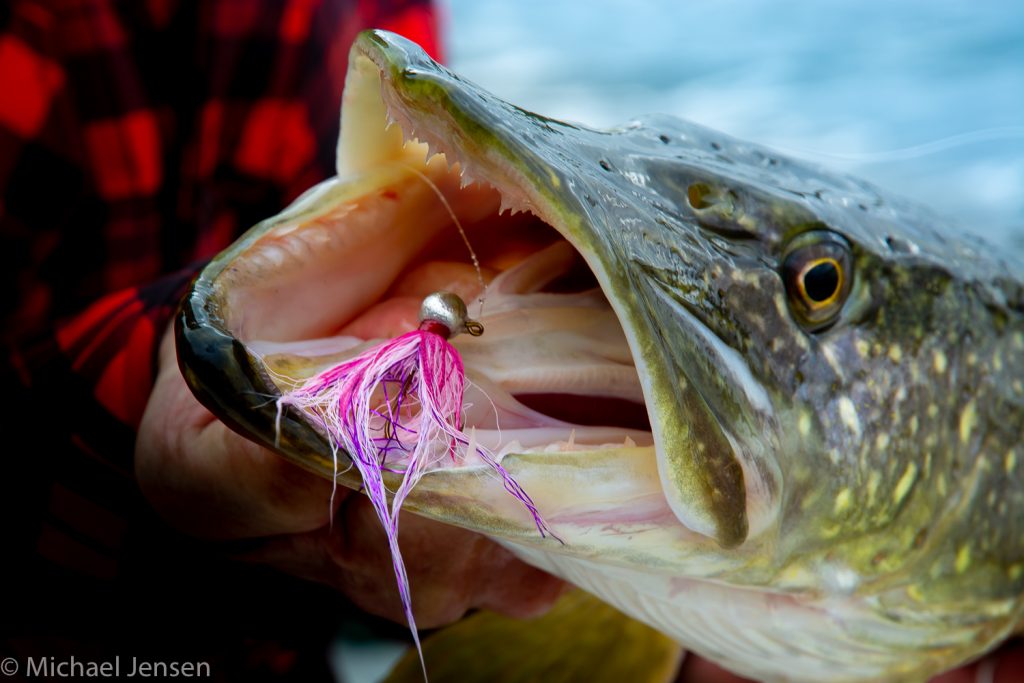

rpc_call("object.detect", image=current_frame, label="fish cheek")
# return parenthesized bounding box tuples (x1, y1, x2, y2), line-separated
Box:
(656, 386, 748, 548)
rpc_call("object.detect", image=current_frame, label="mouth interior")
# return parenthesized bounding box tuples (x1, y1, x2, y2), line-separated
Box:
(222, 63, 653, 466)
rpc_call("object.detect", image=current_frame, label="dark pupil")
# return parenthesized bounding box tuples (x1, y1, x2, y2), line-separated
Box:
(804, 262, 839, 302)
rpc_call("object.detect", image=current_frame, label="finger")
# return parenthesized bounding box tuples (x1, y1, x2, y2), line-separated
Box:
(319, 496, 564, 628)
(473, 546, 568, 620)
(136, 326, 339, 538)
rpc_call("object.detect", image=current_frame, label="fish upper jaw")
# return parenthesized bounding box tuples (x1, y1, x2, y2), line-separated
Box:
(345, 29, 783, 550)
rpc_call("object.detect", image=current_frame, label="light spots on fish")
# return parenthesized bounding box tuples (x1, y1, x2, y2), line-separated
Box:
(1006, 449, 1018, 473)
(893, 462, 917, 505)
(821, 523, 842, 539)
(777, 564, 816, 588)
(866, 470, 880, 507)
(908, 360, 922, 383)
(822, 563, 860, 594)
(822, 344, 846, 378)
(932, 349, 948, 374)
(955, 545, 972, 574)
(875, 433, 890, 452)
(958, 400, 977, 445)
(887, 345, 902, 363)
(732, 270, 762, 287)
(837, 397, 861, 436)
(1010, 564, 1023, 582)
(798, 411, 812, 437)
(834, 488, 852, 515)
(772, 293, 790, 321)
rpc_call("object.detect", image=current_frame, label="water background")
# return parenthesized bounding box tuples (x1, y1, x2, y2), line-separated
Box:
(442, 0, 1024, 253)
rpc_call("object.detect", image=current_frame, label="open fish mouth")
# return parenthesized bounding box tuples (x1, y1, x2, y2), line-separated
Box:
(179, 30, 773, 568)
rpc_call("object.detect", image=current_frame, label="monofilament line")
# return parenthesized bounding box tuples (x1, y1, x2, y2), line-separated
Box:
(401, 162, 488, 319)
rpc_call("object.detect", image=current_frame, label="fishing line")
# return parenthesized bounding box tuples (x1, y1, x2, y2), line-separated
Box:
(779, 125, 1024, 164)
(400, 161, 488, 319)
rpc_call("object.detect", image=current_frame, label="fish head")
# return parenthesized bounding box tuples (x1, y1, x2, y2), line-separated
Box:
(178, 30, 1024, 680)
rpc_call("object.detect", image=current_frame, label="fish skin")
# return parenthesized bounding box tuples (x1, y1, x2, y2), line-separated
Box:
(178, 30, 1024, 682)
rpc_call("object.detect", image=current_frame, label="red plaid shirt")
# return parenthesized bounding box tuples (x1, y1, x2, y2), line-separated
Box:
(1, 0, 439, 675)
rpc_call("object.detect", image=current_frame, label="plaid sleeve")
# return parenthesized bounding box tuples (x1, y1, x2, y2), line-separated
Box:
(2, 0, 442, 674)
(12, 266, 201, 431)
(0, 0, 440, 602)
(1, 0, 441, 441)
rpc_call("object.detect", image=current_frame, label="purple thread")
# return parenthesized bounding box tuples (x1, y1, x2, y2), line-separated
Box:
(277, 329, 557, 672)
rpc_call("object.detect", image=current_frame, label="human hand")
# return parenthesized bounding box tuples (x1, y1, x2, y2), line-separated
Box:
(136, 325, 565, 628)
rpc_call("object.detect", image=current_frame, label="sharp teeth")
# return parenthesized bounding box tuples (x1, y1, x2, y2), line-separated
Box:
(393, 117, 424, 153)
(459, 166, 479, 189)
(498, 439, 524, 458)
(624, 436, 636, 448)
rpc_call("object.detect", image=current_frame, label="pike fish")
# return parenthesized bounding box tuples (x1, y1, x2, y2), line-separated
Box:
(177, 30, 1024, 682)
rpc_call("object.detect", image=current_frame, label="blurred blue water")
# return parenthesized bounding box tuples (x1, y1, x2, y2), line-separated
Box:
(442, 0, 1024, 251)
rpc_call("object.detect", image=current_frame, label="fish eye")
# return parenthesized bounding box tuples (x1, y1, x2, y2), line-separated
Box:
(781, 230, 853, 331)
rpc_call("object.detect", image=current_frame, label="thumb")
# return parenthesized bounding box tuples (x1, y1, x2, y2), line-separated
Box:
(135, 324, 340, 538)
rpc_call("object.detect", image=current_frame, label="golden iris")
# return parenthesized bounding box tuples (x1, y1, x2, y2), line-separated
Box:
(782, 231, 852, 330)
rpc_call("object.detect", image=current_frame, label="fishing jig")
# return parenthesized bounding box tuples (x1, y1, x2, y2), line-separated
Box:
(277, 290, 555, 672)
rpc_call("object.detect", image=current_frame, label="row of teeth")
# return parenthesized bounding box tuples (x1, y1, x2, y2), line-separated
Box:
(384, 99, 534, 217)
(518, 432, 640, 454)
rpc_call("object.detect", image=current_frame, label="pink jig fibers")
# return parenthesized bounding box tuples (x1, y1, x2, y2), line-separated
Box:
(276, 327, 556, 668)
